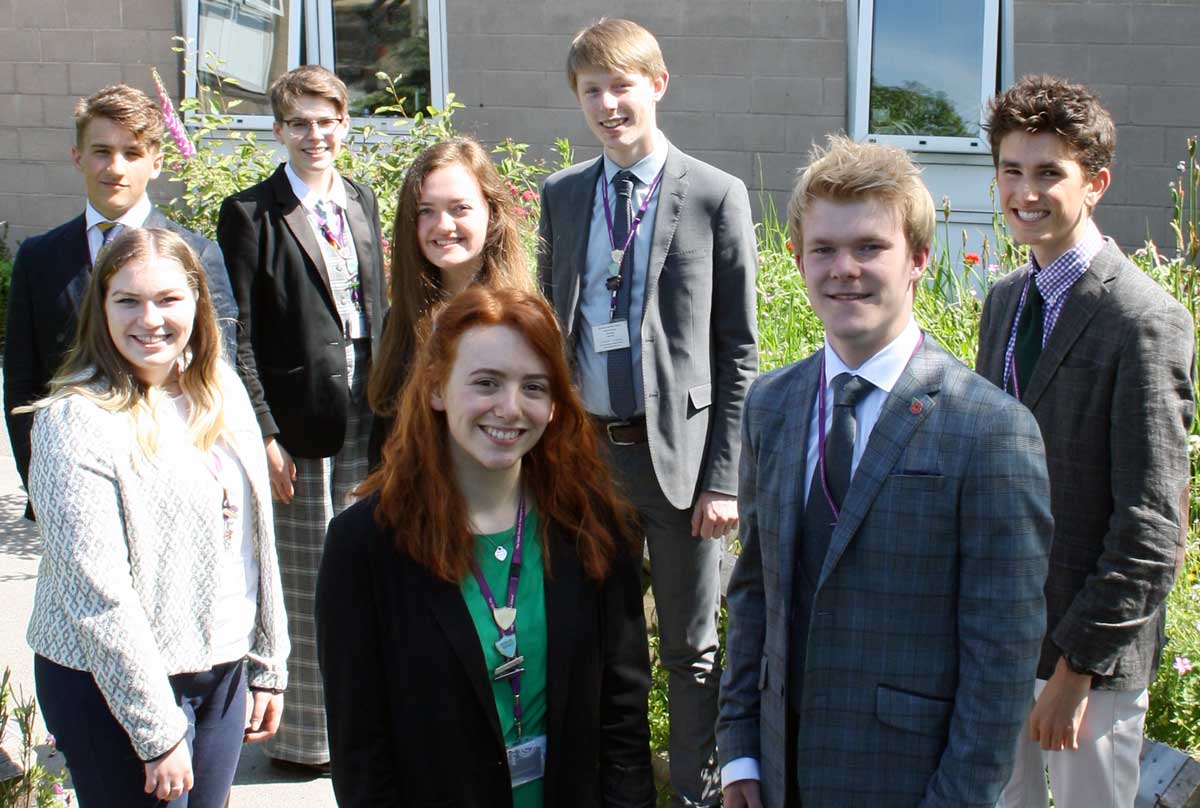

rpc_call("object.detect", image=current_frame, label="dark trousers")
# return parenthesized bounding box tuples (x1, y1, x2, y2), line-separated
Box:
(35, 655, 246, 808)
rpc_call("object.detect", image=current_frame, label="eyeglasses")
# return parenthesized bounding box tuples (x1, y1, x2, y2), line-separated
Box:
(281, 116, 344, 137)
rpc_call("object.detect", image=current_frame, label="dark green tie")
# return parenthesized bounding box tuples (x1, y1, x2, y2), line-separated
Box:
(1013, 276, 1044, 399)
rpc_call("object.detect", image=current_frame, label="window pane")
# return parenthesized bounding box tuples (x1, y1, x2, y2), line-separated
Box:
(197, 0, 292, 115)
(869, 0, 987, 138)
(333, 0, 432, 117)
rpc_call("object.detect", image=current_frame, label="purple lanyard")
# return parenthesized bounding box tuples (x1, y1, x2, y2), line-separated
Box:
(600, 166, 666, 318)
(1008, 274, 1036, 401)
(816, 332, 925, 521)
(469, 490, 528, 737)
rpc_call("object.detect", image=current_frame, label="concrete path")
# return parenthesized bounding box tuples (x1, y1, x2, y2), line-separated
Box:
(0, 372, 337, 805)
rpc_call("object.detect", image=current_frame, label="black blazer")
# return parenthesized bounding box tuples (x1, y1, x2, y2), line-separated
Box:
(2, 208, 238, 507)
(316, 494, 657, 808)
(216, 164, 386, 458)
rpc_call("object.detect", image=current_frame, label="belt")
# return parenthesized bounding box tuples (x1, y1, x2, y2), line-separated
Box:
(592, 415, 648, 446)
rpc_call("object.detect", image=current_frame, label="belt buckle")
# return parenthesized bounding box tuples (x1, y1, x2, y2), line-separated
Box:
(605, 420, 637, 446)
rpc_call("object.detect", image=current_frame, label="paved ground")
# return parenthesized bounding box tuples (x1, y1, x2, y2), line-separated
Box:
(0, 372, 337, 806)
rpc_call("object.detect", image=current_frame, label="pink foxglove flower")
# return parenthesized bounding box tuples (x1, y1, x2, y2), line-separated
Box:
(152, 68, 196, 160)
(1174, 655, 1193, 676)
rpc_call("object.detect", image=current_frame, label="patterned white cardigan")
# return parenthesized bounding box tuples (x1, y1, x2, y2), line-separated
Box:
(25, 364, 289, 761)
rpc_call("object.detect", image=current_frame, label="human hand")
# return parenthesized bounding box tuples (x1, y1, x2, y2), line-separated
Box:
(264, 435, 296, 504)
(723, 778, 763, 808)
(691, 491, 738, 539)
(144, 739, 193, 801)
(244, 690, 284, 743)
(1029, 656, 1092, 751)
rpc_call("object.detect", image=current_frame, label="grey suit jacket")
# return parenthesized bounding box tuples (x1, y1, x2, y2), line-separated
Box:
(718, 337, 1052, 807)
(537, 145, 758, 509)
(976, 241, 1194, 688)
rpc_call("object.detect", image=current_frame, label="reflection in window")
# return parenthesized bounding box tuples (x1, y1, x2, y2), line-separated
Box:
(869, 1, 982, 137)
(332, 0, 431, 117)
(853, 0, 999, 153)
(196, 0, 294, 116)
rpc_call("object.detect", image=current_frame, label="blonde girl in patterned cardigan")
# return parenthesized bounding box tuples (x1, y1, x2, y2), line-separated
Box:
(21, 227, 289, 808)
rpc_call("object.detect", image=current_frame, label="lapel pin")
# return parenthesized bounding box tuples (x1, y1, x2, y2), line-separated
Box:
(910, 400, 923, 415)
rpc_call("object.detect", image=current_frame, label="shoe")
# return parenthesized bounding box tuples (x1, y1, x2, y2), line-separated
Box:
(268, 757, 331, 776)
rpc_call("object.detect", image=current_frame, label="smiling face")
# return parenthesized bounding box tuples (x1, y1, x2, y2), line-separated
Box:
(432, 324, 554, 477)
(416, 163, 491, 291)
(574, 68, 667, 168)
(105, 254, 198, 388)
(797, 195, 928, 368)
(997, 130, 1110, 267)
(273, 94, 348, 189)
(72, 117, 163, 220)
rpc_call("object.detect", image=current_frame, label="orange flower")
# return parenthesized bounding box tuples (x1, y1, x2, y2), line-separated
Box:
(785, 239, 793, 254)
(964, 252, 981, 266)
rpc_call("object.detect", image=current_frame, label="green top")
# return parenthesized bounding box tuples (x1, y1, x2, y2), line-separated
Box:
(461, 509, 547, 808)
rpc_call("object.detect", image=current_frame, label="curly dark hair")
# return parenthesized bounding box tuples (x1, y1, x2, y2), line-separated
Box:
(986, 74, 1116, 177)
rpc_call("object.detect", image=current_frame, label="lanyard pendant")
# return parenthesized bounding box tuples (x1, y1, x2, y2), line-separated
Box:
(493, 607, 517, 631)
(495, 632, 518, 658)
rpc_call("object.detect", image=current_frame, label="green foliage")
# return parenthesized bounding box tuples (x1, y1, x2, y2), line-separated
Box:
(869, 80, 972, 138)
(0, 668, 67, 808)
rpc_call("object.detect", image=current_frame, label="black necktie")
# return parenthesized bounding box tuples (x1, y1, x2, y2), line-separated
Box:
(1013, 276, 1044, 398)
(607, 170, 637, 419)
(791, 372, 875, 709)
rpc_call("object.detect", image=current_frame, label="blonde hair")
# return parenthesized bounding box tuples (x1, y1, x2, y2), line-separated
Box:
(20, 228, 227, 458)
(269, 65, 349, 120)
(788, 135, 935, 256)
(74, 84, 163, 151)
(566, 18, 667, 93)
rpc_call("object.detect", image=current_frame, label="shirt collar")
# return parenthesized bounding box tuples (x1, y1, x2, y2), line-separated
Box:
(284, 162, 347, 212)
(823, 317, 922, 395)
(85, 195, 151, 231)
(1031, 219, 1104, 301)
(602, 130, 668, 187)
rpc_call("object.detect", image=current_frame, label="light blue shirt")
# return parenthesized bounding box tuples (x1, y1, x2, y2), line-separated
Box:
(576, 131, 668, 417)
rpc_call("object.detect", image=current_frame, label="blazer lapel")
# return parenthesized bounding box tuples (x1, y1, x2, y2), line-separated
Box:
(543, 532, 580, 756)
(777, 356, 819, 611)
(1021, 247, 1116, 409)
(63, 216, 92, 314)
(426, 574, 506, 746)
(645, 145, 688, 303)
(342, 180, 382, 332)
(982, 272, 1026, 379)
(270, 165, 338, 316)
(818, 340, 940, 586)
(561, 159, 603, 338)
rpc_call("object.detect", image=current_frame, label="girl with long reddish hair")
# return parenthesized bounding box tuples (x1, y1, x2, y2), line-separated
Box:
(316, 286, 656, 807)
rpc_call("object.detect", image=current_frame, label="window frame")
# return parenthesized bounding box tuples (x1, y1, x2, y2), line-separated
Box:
(849, 0, 1001, 155)
(180, 0, 449, 132)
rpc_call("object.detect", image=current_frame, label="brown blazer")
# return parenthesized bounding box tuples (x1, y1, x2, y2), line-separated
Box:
(976, 240, 1194, 689)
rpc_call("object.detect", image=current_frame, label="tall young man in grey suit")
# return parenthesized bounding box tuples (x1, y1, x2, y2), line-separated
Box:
(718, 136, 1052, 808)
(977, 75, 1194, 808)
(538, 18, 758, 806)
(4, 84, 237, 519)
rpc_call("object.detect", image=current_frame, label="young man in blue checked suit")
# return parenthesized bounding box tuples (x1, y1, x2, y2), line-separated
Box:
(718, 136, 1053, 808)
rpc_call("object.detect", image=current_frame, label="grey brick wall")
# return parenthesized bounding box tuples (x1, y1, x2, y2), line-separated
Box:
(0, 0, 180, 249)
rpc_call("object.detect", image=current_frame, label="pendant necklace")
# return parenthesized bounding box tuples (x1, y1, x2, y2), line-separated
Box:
(481, 534, 510, 562)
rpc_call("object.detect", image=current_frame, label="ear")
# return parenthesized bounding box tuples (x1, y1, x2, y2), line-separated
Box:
(651, 71, 669, 101)
(794, 251, 807, 282)
(910, 246, 931, 283)
(272, 120, 285, 144)
(71, 144, 83, 173)
(1085, 166, 1111, 209)
(431, 386, 446, 412)
(148, 147, 164, 181)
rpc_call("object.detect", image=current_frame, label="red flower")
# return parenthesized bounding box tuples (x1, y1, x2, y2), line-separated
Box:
(964, 252, 981, 266)
(521, 188, 536, 202)
(785, 239, 793, 254)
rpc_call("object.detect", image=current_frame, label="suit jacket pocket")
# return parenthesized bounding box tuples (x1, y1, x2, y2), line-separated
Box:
(689, 383, 712, 411)
(875, 684, 953, 738)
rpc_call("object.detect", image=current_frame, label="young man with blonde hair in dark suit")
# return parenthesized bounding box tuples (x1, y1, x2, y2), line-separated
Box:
(978, 74, 1194, 808)
(719, 136, 1052, 808)
(4, 84, 237, 520)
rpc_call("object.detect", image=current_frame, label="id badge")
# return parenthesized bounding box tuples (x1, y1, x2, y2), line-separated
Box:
(506, 734, 547, 787)
(592, 321, 631, 353)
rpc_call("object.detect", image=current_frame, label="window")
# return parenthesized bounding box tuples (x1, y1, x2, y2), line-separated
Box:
(850, 0, 1001, 154)
(181, 0, 448, 129)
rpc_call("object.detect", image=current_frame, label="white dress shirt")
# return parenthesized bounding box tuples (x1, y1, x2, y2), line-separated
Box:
(84, 195, 151, 264)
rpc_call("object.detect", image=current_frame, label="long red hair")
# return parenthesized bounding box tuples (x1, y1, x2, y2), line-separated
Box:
(360, 286, 638, 584)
